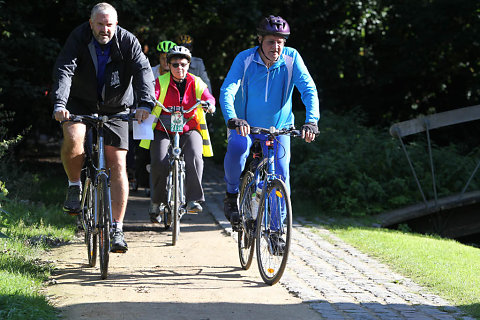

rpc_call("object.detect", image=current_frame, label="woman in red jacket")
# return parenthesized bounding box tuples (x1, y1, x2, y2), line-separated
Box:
(148, 46, 215, 223)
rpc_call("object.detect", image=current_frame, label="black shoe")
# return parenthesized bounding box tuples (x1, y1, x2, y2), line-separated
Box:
(63, 185, 81, 215)
(110, 230, 128, 253)
(269, 233, 286, 256)
(223, 192, 238, 220)
(224, 192, 240, 230)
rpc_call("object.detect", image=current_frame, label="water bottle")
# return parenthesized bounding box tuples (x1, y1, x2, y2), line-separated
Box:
(251, 192, 259, 219)
(251, 181, 263, 220)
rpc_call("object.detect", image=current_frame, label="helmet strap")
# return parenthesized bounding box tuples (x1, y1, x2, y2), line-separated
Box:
(259, 38, 278, 66)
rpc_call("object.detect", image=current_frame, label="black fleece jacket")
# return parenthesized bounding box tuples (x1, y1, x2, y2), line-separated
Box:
(52, 22, 155, 114)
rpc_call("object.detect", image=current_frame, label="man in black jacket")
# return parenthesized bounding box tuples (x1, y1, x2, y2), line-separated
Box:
(52, 2, 155, 253)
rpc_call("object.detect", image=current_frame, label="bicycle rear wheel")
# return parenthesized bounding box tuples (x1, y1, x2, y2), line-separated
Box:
(82, 177, 97, 267)
(255, 178, 292, 285)
(171, 160, 180, 246)
(238, 171, 255, 270)
(98, 174, 111, 279)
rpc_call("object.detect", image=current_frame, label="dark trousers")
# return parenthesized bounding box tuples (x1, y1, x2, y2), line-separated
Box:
(150, 130, 204, 204)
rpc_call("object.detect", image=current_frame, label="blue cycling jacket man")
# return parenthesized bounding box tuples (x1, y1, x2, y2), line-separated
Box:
(221, 46, 319, 131)
(220, 15, 320, 226)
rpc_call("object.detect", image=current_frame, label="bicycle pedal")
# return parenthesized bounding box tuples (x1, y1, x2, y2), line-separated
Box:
(110, 249, 127, 253)
(65, 210, 81, 216)
(231, 222, 241, 232)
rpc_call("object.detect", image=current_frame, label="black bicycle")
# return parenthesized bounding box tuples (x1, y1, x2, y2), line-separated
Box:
(68, 113, 130, 279)
(238, 126, 301, 285)
(155, 100, 213, 245)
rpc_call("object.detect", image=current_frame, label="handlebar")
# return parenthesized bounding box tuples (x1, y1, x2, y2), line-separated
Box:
(64, 113, 132, 125)
(154, 99, 215, 114)
(250, 126, 302, 137)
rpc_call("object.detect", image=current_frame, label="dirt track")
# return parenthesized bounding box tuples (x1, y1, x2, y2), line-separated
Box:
(47, 187, 321, 320)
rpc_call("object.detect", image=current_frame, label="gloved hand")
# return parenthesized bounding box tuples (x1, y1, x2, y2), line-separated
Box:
(201, 100, 215, 114)
(227, 118, 249, 130)
(301, 122, 318, 143)
(301, 122, 319, 134)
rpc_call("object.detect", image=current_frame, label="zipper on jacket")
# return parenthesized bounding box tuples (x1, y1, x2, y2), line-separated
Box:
(265, 67, 270, 102)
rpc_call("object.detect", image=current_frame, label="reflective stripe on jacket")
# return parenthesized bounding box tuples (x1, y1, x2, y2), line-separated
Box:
(139, 72, 213, 157)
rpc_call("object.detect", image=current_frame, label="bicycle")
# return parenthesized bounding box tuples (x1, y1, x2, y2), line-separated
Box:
(237, 126, 301, 285)
(155, 100, 213, 246)
(68, 113, 131, 280)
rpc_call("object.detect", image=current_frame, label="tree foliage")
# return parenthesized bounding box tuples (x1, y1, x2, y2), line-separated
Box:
(0, 0, 479, 216)
(291, 110, 480, 216)
(1, 0, 479, 141)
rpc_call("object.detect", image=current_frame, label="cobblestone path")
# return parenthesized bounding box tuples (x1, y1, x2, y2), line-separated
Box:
(202, 159, 474, 320)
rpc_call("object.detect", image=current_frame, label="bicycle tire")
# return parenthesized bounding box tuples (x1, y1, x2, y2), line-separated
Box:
(164, 173, 172, 231)
(82, 178, 97, 267)
(238, 171, 255, 270)
(98, 174, 111, 279)
(255, 178, 292, 285)
(171, 160, 180, 246)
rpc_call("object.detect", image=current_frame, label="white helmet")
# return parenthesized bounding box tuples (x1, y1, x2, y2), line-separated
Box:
(166, 46, 192, 63)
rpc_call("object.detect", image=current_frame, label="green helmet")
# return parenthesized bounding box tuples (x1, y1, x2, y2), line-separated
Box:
(157, 40, 177, 53)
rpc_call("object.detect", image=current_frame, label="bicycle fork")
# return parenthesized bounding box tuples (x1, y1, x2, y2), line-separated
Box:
(172, 132, 186, 217)
(261, 138, 286, 248)
(93, 125, 114, 235)
(80, 176, 91, 232)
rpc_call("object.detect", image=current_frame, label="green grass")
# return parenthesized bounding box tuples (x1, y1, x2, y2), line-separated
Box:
(0, 160, 76, 320)
(328, 225, 480, 318)
(0, 234, 62, 320)
(0, 204, 75, 320)
(0, 239, 57, 320)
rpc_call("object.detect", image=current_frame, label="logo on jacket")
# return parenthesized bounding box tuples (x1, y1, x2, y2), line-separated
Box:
(111, 71, 120, 88)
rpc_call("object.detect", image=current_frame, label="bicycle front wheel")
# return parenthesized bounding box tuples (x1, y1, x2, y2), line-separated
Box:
(82, 178, 97, 267)
(238, 171, 255, 270)
(255, 178, 292, 285)
(171, 160, 180, 246)
(98, 174, 111, 279)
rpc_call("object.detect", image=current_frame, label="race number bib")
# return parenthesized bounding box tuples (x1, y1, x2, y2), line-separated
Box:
(171, 111, 183, 132)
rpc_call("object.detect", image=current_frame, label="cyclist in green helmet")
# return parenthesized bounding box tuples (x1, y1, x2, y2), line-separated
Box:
(152, 40, 177, 79)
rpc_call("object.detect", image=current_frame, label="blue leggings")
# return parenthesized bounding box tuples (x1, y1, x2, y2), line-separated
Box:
(223, 129, 291, 195)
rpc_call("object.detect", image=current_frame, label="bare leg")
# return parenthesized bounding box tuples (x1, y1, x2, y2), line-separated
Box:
(61, 122, 86, 182)
(105, 145, 129, 223)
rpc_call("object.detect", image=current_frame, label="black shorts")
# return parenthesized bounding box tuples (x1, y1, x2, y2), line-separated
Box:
(66, 103, 129, 150)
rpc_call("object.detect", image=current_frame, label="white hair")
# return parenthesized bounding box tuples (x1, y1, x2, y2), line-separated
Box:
(90, 2, 117, 21)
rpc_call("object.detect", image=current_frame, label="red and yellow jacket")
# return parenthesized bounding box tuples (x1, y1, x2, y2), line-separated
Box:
(139, 72, 214, 157)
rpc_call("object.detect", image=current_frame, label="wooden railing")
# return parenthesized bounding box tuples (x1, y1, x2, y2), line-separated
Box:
(389, 105, 480, 206)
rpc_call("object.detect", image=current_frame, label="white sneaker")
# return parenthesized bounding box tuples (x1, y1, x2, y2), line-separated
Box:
(186, 201, 203, 213)
(149, 203, 161, 223)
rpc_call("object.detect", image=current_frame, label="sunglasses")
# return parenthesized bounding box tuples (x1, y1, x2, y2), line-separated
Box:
(170, 62, 189, 68)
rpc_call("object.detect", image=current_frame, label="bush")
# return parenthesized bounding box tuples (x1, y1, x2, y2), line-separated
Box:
(291, 110, 480, 216)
